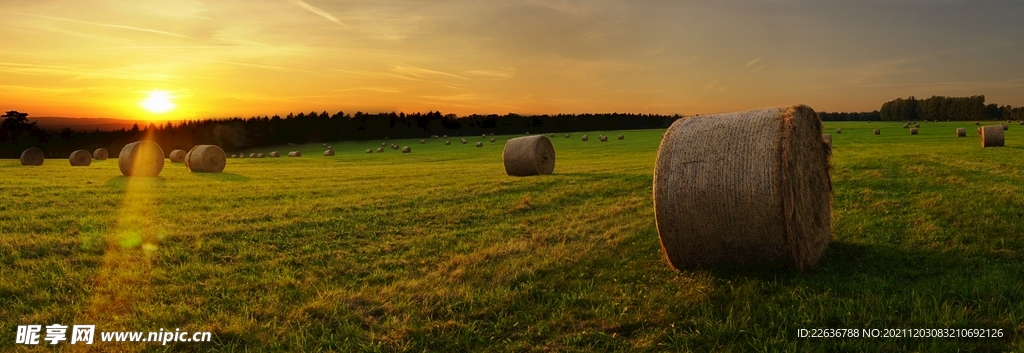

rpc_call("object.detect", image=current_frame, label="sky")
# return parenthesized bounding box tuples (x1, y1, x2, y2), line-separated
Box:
(1, 0, 1022, 121)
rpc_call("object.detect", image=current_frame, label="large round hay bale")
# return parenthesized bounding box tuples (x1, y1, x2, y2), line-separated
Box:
(618, 134, 624, 140)
(503, 135, 555, 176)
(169, 149, 187, 163)
(376, 147, 384, 152)
(324, 149, 335, 156)
(445, 140, 451, 145)
(653, 105, 832, 270)
(402, 146, 411, 153)
(956, 128, 966, 137)
(118, 141, 165, 176)
(288, 151, 302, 157)
(873, 129, 880, 135)
(20, 148, 44, 166)
(835, 128, 841, 134)
(69, 150, 92, 166)
(476, 142, 483, 147)
(981, 125, 1005, 147)
(269, 151, 280, 157)
(185, 145, 226, 173)
(910, 128, 919, 135)
(582, 134, 589, 141)
(822, 134, 832, 146)
(93, 148, 109, 160)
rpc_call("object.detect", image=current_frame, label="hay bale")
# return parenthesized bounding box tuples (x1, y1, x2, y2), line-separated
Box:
(476, 142, 483, 147)
(956, 128, 966, 137)
(443, 135, 448, 138)
(288, 151, 302, 157)
(169, 149, 187, 163)
(565, 134, 570, 138)
(976, 121, 980, 125)
(376, 147, 384, 152)
(461, 139, 467, 144)
(322, 143, 327, 147)
(618, 134, 624, 140)
(503, 135, 555, 176)
(600, 135, 608, 142)
(550, 133, 555, 137)
(903, 124, 909, 128)
(445, 140, 451, 145)
(69, 150, 92, 166)
(238, 153, 246, 158)
(1003, 123, 1008, 131)
(490, 138, 495, 142)
(20, 148, 45, 166)
(231, 154, 238, 158)
(822, 134, 832, 146)
(185, 145, 226, 173)
(366, 149, 372, 153)
(915, 123, 920, 128)
(118, 141, 165, 176)
(402, 146, 411, 153)
(327, 146, 333, 150)
(582, 134, 589, 141)
(269, 151, 280, 157)
(93, 148, 109, 160)
(482, 134, 487, 138)
(324, 149, 335, 156)
(381, 142, 386, 147)
(836, 128, 841, 134)
(392, 144, 399, 149)
(873, 129, 880, 135)
(256, 153, 264, 158)
(249, 153, 256, 158)
(653, 105, 832, 271)
(910, 128, 918, 135)
(420, 139, 426, 144)
(981, 125, 1005, 147)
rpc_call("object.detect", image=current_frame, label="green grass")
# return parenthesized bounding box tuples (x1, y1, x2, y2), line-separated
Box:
(2, 123, 1023, 352)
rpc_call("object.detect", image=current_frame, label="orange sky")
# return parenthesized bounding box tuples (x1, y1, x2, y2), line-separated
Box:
(2, 1, 1023, 120)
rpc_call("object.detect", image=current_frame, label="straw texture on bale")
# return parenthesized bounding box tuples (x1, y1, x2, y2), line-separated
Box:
(288, 151, 302, 157)
(873, 129, 880, 135)
(981, 125, 1005, 147)
(93, 148, 109, 160)
(324, 150, 335, 156)
(69, 150, 92, 166)
(402, 146, 411, 153)
(185, 145, 226, 173)
(269, 151, 280, 157)
(582, 134, 589, 141)
(20, 147, 44, 166)
(653, 105, 832, 271)
(956, 128, 966, 137)
(910, 128, 918, 135)
(822, 134, 832, 146)
(169, 149, 187, 162)
(618, 135, 624, 140)
(377, 147, 384, 152)
(502, 135, 555, 177)
(476, 142, 483, 147)
(118, 141, 165, 177)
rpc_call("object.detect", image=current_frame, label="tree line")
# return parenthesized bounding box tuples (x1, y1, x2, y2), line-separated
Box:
(0, 110, 680, 159)
(819, 95, 1024, 122)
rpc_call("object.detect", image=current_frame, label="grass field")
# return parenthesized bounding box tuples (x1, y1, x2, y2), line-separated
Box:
(2, 122, 1024, 352)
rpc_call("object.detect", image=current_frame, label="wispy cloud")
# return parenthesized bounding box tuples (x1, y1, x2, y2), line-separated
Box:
(463, 69, 516, 79)
(743, 58, 762, 69)
(286, 0, 349, 28)
(706, 80, 718, 89)
(3, 11, 191, 38)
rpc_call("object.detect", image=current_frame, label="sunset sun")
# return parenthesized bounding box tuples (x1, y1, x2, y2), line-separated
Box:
(140, 90, 175, 114)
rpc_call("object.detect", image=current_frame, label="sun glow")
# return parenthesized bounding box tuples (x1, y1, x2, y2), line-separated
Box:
(140, 90, 176, 114)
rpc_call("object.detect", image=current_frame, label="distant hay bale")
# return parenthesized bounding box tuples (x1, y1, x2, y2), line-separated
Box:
(323, 149, 335, 156)
(1003, 123, 1009, 131)
(269, 151, 280, 157)
(93, 148, 109, 160)
(910, 128, 918, 135)
(118, 141, 165, 177)
(981, 125, 1005, 147)
(600, 135, 608, 142)
(915, 124, 920, 128)
(185, 145, 226, 173)
(169, 149, 187, 163)
(903, 124, 909, 128)
(231, 154, 238, 158)
(956, 128, 966, 137)
(490, 138, 495, 142)
(476, 142, 483, 147)
(503, 135, 555, 176)
(445, 140, 451, 145)
(618, 134, 624, 140)
(420, 139, 426, 144)
(366, 149, 372, 153)
(565, 134, 570, 138)
(322, 143, 327, 147)
(249, 153, 256, 158)
(654, 105, 832, 271)
(461, 139, 467, 144)
(238, 153, 246, 158)
(582, 134, 589, 141)
(975, 121, 980, 125)
(392, 144, 399, 149)
(443, 135, 448, 138)
(482, 134, 487, 138)
(20, 148, 45, 166)
(873, 129, 880, 135)
(836, 128, 841, 134)
(402, 146, 411, 153)
(381, 142, 386, 147)
(550, 133, 555, 137)
(69, 150, 92, 167)
(256, 153, 264, 158)
(288, 151, 302, 157)
(822, 134, 832, 146)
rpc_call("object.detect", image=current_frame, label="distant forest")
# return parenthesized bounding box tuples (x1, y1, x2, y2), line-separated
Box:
(0, 110, 679, 158)
(818, 95, 1024, 121)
